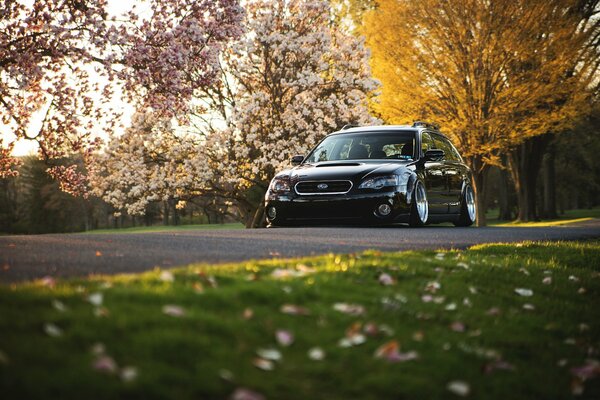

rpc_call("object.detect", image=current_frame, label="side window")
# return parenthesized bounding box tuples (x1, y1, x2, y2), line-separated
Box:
(432, 134, 461, 162)
(421, 132, 435, 154)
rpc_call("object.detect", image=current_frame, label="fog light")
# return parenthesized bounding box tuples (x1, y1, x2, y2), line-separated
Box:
(377, 203, 392, 216)
(267, 206, 277, 219)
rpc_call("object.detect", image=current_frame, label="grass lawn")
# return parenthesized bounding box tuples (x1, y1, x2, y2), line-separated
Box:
(1, 241, 599, 399)
(85, 222, 244, 234)
(487, 207, 600, 227)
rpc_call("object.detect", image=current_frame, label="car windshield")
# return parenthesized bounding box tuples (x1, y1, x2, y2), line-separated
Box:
(304, 131, 416, 163)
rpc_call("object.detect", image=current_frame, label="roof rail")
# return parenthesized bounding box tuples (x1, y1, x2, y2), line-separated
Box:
(412, 121, 440, 130)
(341, 124, 359, 130)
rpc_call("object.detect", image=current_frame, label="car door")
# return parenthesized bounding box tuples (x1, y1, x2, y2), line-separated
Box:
(432, 133, 463, 214)
(420, 131, 447, 214)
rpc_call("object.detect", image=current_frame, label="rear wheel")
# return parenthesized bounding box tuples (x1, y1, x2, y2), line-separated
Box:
(454, 184, 476, 227)
(409, 181, 428, 227)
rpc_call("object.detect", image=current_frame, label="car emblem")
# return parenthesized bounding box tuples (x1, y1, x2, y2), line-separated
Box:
(317, 183, 329, 190)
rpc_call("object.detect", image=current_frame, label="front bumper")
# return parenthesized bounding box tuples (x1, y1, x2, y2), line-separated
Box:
(265, 190, 410, 225)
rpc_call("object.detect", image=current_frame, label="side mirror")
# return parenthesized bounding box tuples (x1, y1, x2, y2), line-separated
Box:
(424, 149, 444, 161)
(291, 155, 304, 166)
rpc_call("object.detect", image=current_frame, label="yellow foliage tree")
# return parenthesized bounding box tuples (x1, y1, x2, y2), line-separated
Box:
(363, 0, 599, 225)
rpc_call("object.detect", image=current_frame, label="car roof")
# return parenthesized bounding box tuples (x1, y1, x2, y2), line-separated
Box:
(329, 125, 449, 140)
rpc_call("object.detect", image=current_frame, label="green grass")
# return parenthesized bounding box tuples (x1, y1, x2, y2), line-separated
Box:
(487, 207, 600, 227)
(84, 222, 244, 234)
(1, 241, 599, 399)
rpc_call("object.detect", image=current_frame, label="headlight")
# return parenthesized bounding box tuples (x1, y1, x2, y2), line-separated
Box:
(269, 176, 290, 192)
(359, 175, 406, 190)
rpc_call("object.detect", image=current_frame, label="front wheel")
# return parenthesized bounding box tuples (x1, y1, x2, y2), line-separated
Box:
(409, 181, 429, 227)
(454, 184, 476, 227)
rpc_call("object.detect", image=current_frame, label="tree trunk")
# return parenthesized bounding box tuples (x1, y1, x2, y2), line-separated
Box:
(250, 201, 266, 229)
(471, 168, 488, 227)
(467, 156, 489, 227)
(542, 147, 558, 219)
(508, 135, 550, 222)
(163, 201, 170, 226)
(496, 162, 514, 221)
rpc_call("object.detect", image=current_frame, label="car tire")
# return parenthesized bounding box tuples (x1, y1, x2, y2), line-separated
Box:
(409, 181, 429, 227)
(454, 184, 476, 227)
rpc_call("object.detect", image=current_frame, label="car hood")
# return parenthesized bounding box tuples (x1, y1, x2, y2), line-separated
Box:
(287, 160, 412, 182)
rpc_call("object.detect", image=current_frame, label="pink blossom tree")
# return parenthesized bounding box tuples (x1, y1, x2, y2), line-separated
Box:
(0, 0, 243, 191)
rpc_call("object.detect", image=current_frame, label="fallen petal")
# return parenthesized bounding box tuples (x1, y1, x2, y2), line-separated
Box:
(87, 292, 103, 306)
(522, 303, 536, 311)
(514, 288, 533, 297)
(256, 348, 282, 361)
(276, 330, 294, 347)
(333, 303, 365, 316)
(52, 299, 67, 312)
(243, 308, 254, 320)
(44, 323, 63, 337)
(447, 381, 470, 397)
(280, 304, 310, 316)
(93, 355, 117, 374)
(308, 347, 325, 360)
(120, 366, 138, 382)
(542, 277, 552, 285)
(378, 273, 395, 286)
(159, 271, 174, 282)
(450, 322, 466, 332)
(253, 358, 274, 371)
(162, 305, 186, 317)
(229, 388, 266, 400)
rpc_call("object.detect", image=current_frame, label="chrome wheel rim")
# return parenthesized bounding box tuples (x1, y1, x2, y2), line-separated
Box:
(466, 186, 476, 222)
(415, 182, 428, 223)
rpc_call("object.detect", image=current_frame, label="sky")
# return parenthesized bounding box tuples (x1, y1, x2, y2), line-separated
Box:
(2, 0, 147, 156)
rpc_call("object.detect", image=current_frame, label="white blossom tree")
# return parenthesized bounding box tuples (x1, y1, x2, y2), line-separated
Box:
(199, 0, 379, 226)
(89, 112, 215, 221)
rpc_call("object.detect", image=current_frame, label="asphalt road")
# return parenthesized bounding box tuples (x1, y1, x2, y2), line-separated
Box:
(1, 220, 600, 283)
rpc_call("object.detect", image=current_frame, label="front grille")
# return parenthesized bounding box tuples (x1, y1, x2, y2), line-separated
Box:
(294, 180, 353, 195)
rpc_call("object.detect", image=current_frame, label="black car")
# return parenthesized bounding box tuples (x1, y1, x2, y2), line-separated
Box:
(264, 123, 476, 227)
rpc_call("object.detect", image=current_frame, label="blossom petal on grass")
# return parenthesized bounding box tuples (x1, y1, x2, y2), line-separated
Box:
(522, 303, 535, 311)
(87, 292, 103, 306)
(52, 299, 67, 312)
(91, 342, 106, 355)
(280, 304, 310, 316)
(374, 340, 418, 363)
(230, 388, 266, 400)
(256, 348, 282, 361)
(39, 276, 56, 288)
(159, 271, 174, 282)
(425, 281, 441, 293)
(514, 288, 533, 297)
(120, 366, 138, 382)
(44, 323, 62, 337)
(92, 355, 118, 374)
(162, 305, 186, 317)
(308, 347, 325, 361)
(378, 273, 395, 286)
(253, 358, 274, 371)
(450, 322, 466, 332)
(457, 262, 470, 270)
(243, 308, 254, 320)
(542, 277, 552, 285)
(276, 330, 294, 347)
(333, 303, 365, 316)
(447, 381, 470, 397)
